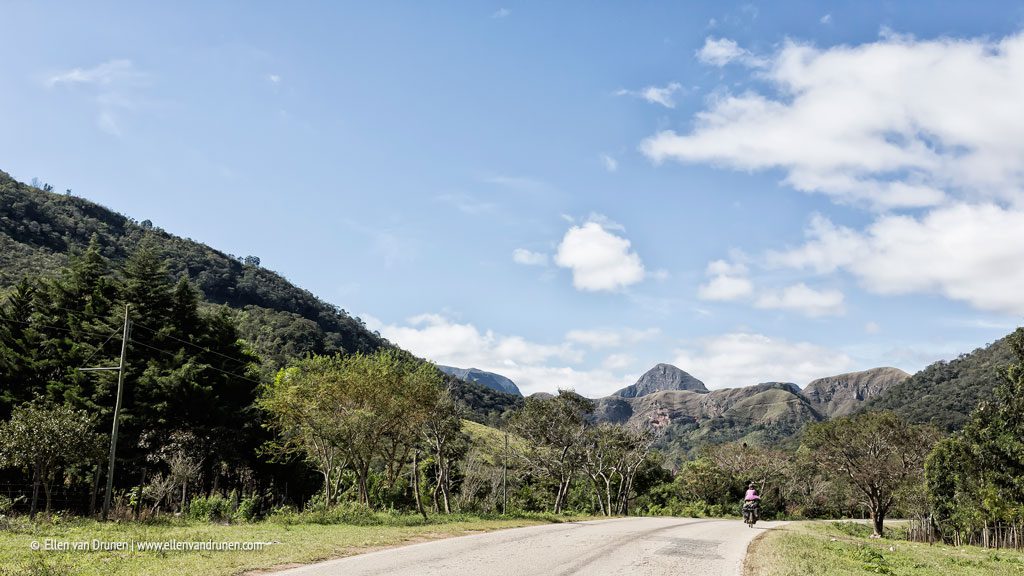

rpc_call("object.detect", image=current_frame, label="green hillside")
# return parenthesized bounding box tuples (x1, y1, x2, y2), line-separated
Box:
(863, 334, 1017, 431)
(0, 171, 520, 420)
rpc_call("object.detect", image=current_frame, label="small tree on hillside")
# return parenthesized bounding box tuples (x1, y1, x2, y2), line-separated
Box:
(0, 401, 102, 516)
(803, 410, 939, 536)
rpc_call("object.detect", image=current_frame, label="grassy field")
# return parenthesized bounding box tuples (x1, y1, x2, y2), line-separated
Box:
(745, 521, 1024, 576)
(0, 512, 583, 576)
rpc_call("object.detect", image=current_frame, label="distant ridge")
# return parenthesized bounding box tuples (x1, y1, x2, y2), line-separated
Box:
(803, 367, 910, 418)
(438, 366, 522, 397)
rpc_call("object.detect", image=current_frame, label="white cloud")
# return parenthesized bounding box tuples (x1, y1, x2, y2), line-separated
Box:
(512, 248, 549, 266)
(865, 321, 881, 334)
(600, 154, 619, 172)
(267, 73, 282, 84)
(697, 259, 753, 301)
(820, 14, 832, 24)
(46, 59, 145, 87)
(492, 8, 511, 18)
(483, 175, 552, 194)
(437, 193, 495, 214)
(696, 37, 765, 67)
(46, 59, 149, 136)
(673, 332, 854, 389)
(602, 353, 635, 370)
(554, 221, 646, 292)
(366, 313, 635, 396)
(565, 328, 660, 349)
(646, 31, 1024, 209)
(616, 82, 684, 108)
(755, 283, 845, 317)
(769, 204, 1024, 315)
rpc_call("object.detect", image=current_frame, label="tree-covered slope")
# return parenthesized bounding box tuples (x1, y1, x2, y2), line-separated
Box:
(0, 171, 519, 420)
(863, 334, 1017, 431)
(0, 170, 382, 360)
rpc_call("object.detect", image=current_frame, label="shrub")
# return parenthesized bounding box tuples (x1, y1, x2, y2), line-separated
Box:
(187, 494, 234, 522)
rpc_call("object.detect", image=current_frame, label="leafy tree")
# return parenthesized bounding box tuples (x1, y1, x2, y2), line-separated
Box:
(803, 411, 939, 536)
(508, 390, 594, 513)
(0, 401, 103, 516)
(260, 351, 444, 508)
(926, 328, 1024, 543)
(422, 391, 468, 514)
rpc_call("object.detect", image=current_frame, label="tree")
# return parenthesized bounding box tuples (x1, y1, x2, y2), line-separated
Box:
(0, 401, 103, 516)
(803, 411, 939, 536)
(926, 327, 1024, 545)
(508, 390, 594, 513)
(259, 350, 444, 508)
(422, 391, 468, 514)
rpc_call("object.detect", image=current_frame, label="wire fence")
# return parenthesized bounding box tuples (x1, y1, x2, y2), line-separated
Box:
(907, 515, 1024, 549)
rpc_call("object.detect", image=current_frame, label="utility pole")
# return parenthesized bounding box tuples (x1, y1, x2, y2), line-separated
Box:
(502, 431, 508, 515)
(81, 304, 130, 521)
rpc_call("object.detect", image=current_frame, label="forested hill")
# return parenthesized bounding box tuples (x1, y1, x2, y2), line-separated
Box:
(0, 170, 382, 361)
(862, 333, 1017, 431)
(0, 171, 520, 420)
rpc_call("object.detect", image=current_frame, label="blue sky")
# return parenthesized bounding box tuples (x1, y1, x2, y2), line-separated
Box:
(3, 1, 1024, 395)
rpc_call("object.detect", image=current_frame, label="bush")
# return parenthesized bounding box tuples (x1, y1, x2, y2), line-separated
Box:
(187, 494, 234, 522)
(235, 493, 262, 522)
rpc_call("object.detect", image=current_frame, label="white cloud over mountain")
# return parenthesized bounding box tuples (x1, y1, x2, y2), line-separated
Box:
(768, 205, 1024, 315)
(673, 332, 853, 389)
(364, 313, 640, 396)
(755, 283, 845, 317)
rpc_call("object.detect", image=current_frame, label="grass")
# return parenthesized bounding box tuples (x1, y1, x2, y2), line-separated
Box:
(0, 511, 589, 576)
(745, 521, 1024, 576)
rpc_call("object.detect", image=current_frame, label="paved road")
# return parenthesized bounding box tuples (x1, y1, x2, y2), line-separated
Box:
(272, 517, 785, 576)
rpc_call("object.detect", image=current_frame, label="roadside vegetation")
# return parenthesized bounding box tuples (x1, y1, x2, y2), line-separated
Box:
(745, 521, 1024, 576)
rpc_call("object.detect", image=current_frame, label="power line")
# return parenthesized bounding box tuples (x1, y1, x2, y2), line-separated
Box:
(131, 320, 252, 369)
(128, 337, 264, 386)
(0, 317, 124, 340)
(79, 326, 124, 367)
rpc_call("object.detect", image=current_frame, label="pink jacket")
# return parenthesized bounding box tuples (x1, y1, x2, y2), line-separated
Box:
(744, 489, 760, 501)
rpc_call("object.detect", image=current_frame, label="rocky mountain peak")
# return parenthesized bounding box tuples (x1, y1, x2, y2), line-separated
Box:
(615, 363, 709, 398)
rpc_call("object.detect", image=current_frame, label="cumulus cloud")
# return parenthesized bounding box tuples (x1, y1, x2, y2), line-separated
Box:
(616, 82, 684, 108)
(555, 220, 646, 292)
(512, 248, 549, 266)
(697, 37, 746, 66)
(768, 204, 1024, 314)
(697, 259, 753, 301)
(364, 313, 635, 396)
(600, 154, 619, 172)
(673, 332, 853, 389)
(646, 32, 1024, 209)
(755, 283, 845, 317)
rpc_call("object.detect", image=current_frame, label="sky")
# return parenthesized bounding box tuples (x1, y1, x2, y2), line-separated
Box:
(3, 1, 1024, 396)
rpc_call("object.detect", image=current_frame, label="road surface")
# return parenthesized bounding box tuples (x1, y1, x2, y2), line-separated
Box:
(271, 517, 785, 576)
